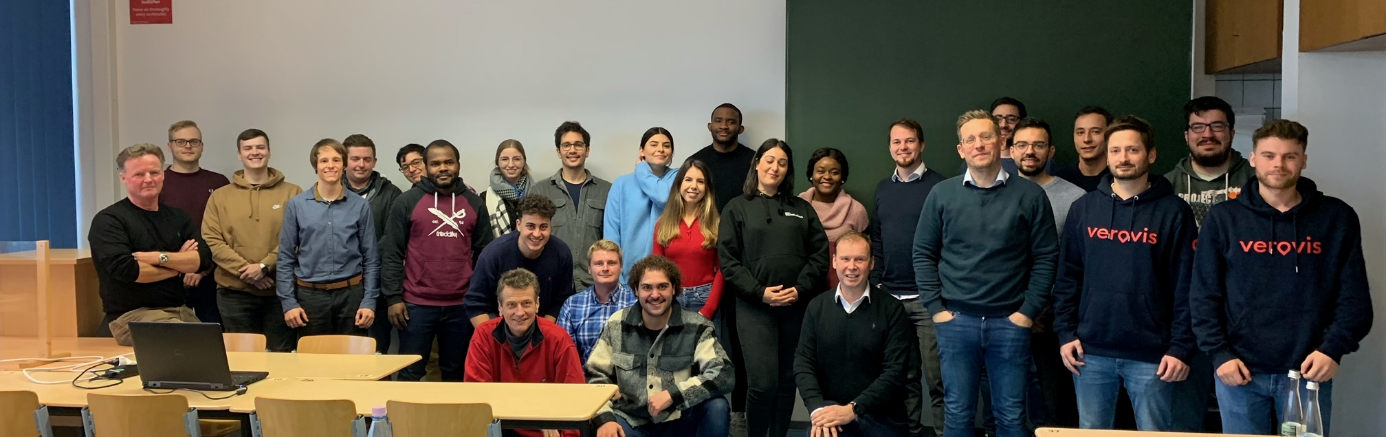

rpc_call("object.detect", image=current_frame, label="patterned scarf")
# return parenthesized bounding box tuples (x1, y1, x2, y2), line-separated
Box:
(489, 167, 531, 201)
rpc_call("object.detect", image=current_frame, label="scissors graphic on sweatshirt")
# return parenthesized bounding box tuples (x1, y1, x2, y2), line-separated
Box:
(427, 207, 467, 237)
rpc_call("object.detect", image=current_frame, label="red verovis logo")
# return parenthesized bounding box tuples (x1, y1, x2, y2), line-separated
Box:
(1238, 237, 1323, 255)
(1087, 227, 1158, 244)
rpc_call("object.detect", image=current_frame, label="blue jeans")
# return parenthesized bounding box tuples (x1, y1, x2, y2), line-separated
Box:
(1215, 372, 1333, 436)
(1071, 355, 1174, 431)
(677, 283, 713, 314)
(934, 312, 1031, 437)
(616, 397, 729, 437)
(396, 303, 473, 382)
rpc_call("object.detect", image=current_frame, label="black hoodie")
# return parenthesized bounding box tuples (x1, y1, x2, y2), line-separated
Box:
(718, 192, 830, 308)
(344, 171, 403, 240)
(1190, 177, 1373, 375)
(1053, 176, 1198, 364)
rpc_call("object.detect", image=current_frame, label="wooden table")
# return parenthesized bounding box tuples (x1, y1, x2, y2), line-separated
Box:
(0, 249, 101, 337)
(1036, 427, 1270, 436)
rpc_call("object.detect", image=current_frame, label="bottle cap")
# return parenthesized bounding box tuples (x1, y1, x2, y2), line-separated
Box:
(1306, 381, 1319, 389)
(372, 406, 387, 417)
(1289, 370, 1301, 378)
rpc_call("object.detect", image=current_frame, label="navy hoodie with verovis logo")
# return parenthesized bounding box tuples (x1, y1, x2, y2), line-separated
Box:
(380, 177, 494, 307)
(1190, 177, 1373, 375)
(1053, 176, 1198, 364)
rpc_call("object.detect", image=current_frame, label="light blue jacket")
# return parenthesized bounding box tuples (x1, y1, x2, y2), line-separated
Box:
(604, 162, 678, 283)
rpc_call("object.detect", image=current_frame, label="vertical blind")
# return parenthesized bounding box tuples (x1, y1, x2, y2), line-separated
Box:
(0, 0, 78, 248)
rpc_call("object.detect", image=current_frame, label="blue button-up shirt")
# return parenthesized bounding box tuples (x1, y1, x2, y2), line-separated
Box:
(276, 184, 380, 312)
(556, 283, 636, 362)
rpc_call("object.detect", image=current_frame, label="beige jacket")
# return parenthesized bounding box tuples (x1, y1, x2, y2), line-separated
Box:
(202, 168, 303, 295)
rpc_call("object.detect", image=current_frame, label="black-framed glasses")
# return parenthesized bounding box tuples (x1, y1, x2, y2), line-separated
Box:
(1011, 141, 1049, 150)
(398, 159, 424, 172)
(560, 142, 588, 151)
(1188, 122, 1230, 133)
(993, 115, 1020, 124)
(170, 139, 203, 148)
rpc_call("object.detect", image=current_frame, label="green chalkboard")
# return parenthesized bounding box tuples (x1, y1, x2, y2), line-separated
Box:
(787, 1, 1193, 213)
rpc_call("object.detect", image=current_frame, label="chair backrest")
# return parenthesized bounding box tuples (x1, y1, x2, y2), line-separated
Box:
(0, 390, 43, 437)
(386, 401, 494, 437)
(86, 393, 193, 437)
(254, 397, 360, 437)
(297, 335, 376, 355)
(222, 333, 267, 352)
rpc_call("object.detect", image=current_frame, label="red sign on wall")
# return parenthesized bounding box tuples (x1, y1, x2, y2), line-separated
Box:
(130, 0, 172, 25)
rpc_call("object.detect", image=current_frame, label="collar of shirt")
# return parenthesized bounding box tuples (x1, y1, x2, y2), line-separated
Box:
(312, 183, 347, 203)
(890, 162, 929, 183)
(833, 286, 872, 314)
(963, 167, 1009, 187)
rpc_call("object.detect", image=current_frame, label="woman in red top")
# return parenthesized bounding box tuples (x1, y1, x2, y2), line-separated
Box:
(652, 158, 723, 319)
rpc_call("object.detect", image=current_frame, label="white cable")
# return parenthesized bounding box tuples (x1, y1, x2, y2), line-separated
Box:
(3, 355, 121, 385)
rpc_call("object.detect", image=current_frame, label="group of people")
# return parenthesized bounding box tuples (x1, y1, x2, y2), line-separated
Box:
(86, 96, 1371, 437)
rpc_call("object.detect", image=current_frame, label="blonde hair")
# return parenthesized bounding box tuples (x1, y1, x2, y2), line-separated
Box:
(656, 159, 719, 248)
(310, 138, 347, 170)
(116, 143, 165, 171)
(956, 109, 1000, 142)
(167, 120, 199, 141)
(587, 240, 624, 262)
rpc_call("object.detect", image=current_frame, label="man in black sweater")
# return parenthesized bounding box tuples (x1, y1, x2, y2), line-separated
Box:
(871, 117, 948, 437)
(797, 232, 914, 437)
(88, 144, 213, 342)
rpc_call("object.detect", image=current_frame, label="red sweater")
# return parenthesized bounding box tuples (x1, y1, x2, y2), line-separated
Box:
(465, 317, 585, 437)
(652, 217, 724, 318)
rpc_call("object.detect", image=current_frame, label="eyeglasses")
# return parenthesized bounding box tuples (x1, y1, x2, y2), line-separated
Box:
(398, 159, 424, 172)
(1011, 141, 1049, 150)
(638, 283, 673, 292)
(1188, 122, 1230, 133)
(559, 142, 588, 151)
(170, 139, 204, 148)
(994, 115, 1020, 124)
(961, 132, 997, 146)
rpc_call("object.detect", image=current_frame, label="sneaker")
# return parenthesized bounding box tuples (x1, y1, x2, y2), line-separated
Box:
(729, 411, 748, 437)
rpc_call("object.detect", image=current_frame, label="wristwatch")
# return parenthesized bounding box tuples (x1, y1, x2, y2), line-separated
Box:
(849, 401, 861, 415)
(158, 252, 169, 266)
(259, 263, 268, 272)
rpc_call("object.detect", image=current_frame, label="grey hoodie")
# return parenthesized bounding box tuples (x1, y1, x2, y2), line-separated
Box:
(1163, 150, 1255, 227)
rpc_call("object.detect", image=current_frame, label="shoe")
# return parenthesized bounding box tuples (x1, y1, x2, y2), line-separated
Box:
(729, 411, 748, 437)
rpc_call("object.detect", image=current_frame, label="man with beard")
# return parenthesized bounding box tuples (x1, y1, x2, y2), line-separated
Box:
(1163, 96, 1254, 431)
(533, 121, 612, 292)
(587, 255, 733, 437)
(1053, 116, 1197, 431)
(381, 140, 493, 381)
(1190, 120, 1372, 436)
(871, 117, 948, 437)
(1052, 106, 1113, 192)
(1165, 96, 1255, 227)
(1008, 118, 1084, 430)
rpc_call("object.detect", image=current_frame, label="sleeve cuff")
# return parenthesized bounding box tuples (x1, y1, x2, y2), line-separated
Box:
(594, 412, 618, 427)
(1019, 300, 1045, 321)
(386, 295, 404, 306)
(925, 301, 947, 316)
(1318, 344, 1346, 363)
(1210, 348, 1237, 370)
(1165, 345, 1191, 363)
(1056, 331, 1078, 346)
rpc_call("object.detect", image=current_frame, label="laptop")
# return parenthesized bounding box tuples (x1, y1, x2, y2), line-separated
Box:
(128, 322, 269, 391)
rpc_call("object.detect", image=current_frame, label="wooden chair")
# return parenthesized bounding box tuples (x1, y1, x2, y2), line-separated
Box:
(223, 333, 267, 352)
(83, 393, 201, 437)
(297, 335, 376, 355)
(0, 390, 51, 437)
(385, 401, 496, 437)
(251, 397, 365, 437)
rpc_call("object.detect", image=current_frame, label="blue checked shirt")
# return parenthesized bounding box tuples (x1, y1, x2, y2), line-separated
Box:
(556, 283, 636, 362)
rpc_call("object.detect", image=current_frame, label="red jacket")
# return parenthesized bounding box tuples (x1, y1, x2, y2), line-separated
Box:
(465, 317, 585, 437)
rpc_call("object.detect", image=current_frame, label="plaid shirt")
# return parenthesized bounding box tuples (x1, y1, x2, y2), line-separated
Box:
(556, 283, 636, 362)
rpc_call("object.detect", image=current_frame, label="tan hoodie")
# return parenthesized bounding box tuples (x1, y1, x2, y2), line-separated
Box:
(202, 168, 303, 295)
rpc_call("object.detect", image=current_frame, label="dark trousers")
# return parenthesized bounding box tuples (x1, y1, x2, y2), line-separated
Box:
(217, 288, 296, 352)
(716, 291, 747, 412)
(186, 274, 221, 324)
(616, 397, 730, 437)
(295, 282, 366, 337)
(369, 299, 394, 353)
(735, 299, 803, 437)
(396, 302, 473, 382)
(1032, 331, 1079, 428)
(1170, 351, 1215, 431)
(899, 298, 946, 437)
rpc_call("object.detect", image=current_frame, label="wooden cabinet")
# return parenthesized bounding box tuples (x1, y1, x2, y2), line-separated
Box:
(1207, 0, 1284, 73)
(1301, 0, 1386, 52)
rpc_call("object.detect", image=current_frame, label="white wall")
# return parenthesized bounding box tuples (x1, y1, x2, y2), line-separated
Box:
(108, 0, 786, 193)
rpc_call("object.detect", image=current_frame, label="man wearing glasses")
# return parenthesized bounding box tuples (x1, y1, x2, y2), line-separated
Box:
(532, 121, 612, 291)
(396, 143, 427, 185)
(1163, 96, 1255, 432)
(958, 97, 1053, 177)
(162, 120, 230, 324)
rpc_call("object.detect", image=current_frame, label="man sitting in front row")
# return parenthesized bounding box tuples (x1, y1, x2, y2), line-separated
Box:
(465, 267, 585, 437)
(587, 255, 732, 437)
(796, 231, 914, 437)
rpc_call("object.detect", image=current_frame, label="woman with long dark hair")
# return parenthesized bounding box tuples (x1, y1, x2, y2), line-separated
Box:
(719, 139, 830, 437)
(652, 158, 722, 318)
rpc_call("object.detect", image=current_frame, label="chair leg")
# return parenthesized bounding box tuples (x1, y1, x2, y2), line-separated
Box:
(80, 407, 95, 437)
(488, 419, 503, 437)
(184, 408, 204, 437)
(249, 412, 263, 437)
(34, 406, 54, 437)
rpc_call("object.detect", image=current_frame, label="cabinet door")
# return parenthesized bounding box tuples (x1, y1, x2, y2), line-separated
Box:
(1302, 0, 1386, 51)
(1207, 0, 1283, 73)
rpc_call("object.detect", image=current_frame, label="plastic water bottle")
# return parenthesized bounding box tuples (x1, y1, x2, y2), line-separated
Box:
(1301, 381, 1323, 437)
(367, 405, 393, 437)
(1280, 370, 1304, 436)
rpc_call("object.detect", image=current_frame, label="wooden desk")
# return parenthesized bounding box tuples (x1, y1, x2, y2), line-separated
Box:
(0, 249, 101, 337)
(1036, 427, 1269, 436)
(0, 337, 132, 362)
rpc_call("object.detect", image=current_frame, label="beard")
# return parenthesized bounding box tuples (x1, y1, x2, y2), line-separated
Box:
(1258, 172, 1299, 190)
(1191, 145, 1232, 168)
(1017, 157, 1046, 177)
(1112, 166, 1150, 181)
